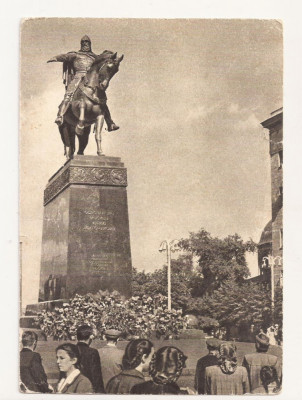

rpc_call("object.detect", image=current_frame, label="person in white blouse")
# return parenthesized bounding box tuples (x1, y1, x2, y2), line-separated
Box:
(56, 343, 93, 393)
(266, 326, 277, 346)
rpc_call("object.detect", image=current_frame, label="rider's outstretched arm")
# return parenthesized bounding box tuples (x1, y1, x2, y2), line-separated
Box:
(47, 53, 77, 63)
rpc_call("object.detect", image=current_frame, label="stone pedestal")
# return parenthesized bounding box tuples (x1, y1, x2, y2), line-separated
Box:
(39, 155, 132, 301)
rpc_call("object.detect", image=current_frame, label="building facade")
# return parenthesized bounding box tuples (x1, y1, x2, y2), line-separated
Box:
(259, 108, 283, 286)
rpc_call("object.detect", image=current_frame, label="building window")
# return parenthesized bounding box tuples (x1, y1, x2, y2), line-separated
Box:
(279, 228, 283, 249)
(278, 150, 283, 168)
(278, 186, 283, 196)
(279, 186, 283, 207)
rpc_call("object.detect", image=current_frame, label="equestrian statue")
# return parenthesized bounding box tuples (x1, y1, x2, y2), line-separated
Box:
(47, 35, 123, 159)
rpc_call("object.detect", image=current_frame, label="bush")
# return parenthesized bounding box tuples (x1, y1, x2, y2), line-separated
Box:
(197, 316, 219, 333)
(36, 291, 186, 341)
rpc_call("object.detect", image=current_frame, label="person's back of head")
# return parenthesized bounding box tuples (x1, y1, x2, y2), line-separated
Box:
(149, 346, 187, 384)
(260, 366, 280, 393)
(104, 329, 121, 345)
(122, 339, 153, 370)
(206, 338, 220, 354)
(76, 324, 93, 341)
(217, 342, 238, 374)
(22, 331, 38, 348)
(255, 333, 270, 353)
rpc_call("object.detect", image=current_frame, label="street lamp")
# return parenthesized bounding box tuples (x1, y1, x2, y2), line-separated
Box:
(159, 239, 180, 311)
(262, 255, 283, 323)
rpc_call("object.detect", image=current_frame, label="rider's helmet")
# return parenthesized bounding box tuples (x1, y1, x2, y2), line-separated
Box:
(80, 35, 92, 52)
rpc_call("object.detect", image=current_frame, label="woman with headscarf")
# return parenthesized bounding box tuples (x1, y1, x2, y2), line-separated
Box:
(106, 339, 154, 394)
(205, 342, 250, 395)
(131, 346, 194, 395)
(56, 343, 93, 393)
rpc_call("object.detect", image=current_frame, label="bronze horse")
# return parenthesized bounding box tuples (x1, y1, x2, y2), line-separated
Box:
(59, 51, 123, 159)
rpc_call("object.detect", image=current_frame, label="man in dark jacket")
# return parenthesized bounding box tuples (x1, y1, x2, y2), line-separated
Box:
(194, 338, 220, 394)
(20, 331, 52, 393)
(243, 333, 281, 393)
(98, 329, 123, 388)
(76, 325, 105, 393)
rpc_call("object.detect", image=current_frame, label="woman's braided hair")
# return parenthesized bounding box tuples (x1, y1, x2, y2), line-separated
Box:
(260, 366, 280, 393)
(122, 339, 153, 370)
(149, 346, 187, 384)
(217, 342, 238, 374)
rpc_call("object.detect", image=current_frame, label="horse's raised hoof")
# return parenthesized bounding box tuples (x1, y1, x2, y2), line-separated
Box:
(108, 123, 119, 132)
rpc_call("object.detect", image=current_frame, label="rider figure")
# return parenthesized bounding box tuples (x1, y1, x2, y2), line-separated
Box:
(47, 35, 119, 131)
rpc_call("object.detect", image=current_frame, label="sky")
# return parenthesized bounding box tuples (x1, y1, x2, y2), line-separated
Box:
(20, 18, 282, 307)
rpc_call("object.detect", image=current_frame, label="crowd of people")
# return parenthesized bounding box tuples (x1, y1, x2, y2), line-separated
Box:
(195, 335, 281, 395)
(35, 293, 186, 340)
(20, 324, 282, 395)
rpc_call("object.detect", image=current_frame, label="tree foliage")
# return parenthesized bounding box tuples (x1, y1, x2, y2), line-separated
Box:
(132, 259, 192, 311)
(274, 287, 283, 327)
(131, 228, 281, 331)
(179, 229, 256, 296)
(186, 279, 272, 327)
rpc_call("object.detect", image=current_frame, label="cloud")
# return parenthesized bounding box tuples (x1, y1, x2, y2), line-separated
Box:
(235, 112, 263, 131)
(185, 104, 216, 122)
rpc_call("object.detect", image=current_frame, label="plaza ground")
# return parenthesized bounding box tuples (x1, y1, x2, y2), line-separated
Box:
(36, 337, 282, 390)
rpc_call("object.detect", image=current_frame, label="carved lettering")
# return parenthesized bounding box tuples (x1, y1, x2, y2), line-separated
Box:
(88, 256, 113, 274)
(76, 209, 116, 233)
(82, 225, 116, 232)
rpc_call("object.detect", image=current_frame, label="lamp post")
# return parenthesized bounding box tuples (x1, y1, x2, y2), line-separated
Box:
(159, 239, 180, 311)
(262, 255, 283, 324)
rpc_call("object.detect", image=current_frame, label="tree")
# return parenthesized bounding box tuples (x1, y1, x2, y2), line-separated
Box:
(185, 279, 271, 329)
(179, 229, 256, 296)
(132, 268, 167, 298)
(132, 259, 193, 311)
(274, 287, 283, 327)
(197, 316, 220, 334)
(132, 228, 259, 324)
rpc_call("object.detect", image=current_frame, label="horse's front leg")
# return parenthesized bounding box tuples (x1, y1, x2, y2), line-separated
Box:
(75, 98, 85, 136)
(95, 113, 105, 156)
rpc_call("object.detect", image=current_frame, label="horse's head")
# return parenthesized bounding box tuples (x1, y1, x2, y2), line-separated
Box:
(90, 50, 124, 90)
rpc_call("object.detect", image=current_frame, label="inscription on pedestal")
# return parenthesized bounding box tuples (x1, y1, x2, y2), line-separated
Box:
(82, 210, 116, 232)
(89, 255, 114, 275)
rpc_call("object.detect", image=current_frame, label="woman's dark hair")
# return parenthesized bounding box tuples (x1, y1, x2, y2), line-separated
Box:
(260, 366, 280, 393)
(149, 346, 187, 384)
(122, 339, 153, 370)
(56, 343, 81, 370)
(217, 342, 238, 374)
(255, 333, 270, 352)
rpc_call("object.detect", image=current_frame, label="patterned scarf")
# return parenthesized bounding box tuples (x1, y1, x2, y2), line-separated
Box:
(219, 359, 237, 374)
